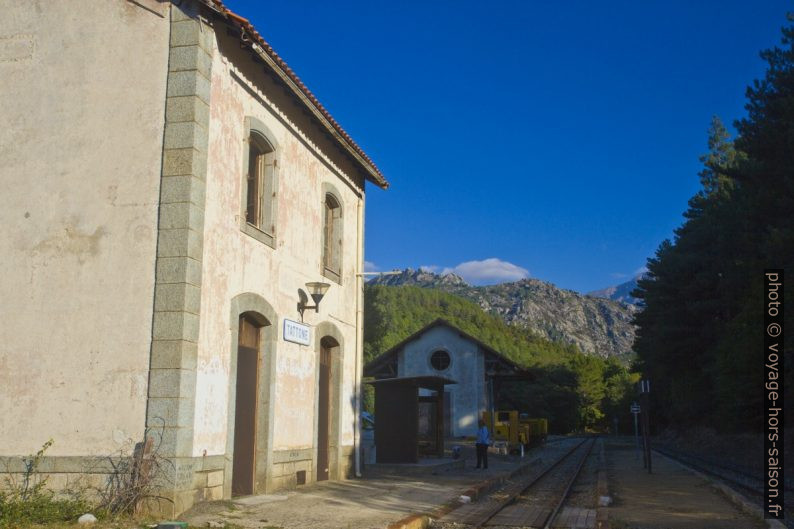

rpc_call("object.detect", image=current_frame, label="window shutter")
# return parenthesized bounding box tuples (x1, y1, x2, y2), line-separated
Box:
(323, 201, 333, 268)
(264, 156, 276, 234)
(256, 152, 265, 228)
(336, 207, 342, 272)
(246, 146, 259, 226)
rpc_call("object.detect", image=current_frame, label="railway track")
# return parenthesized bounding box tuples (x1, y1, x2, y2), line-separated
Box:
(653, 443, 794, 529)
(434, 437, 597, 529)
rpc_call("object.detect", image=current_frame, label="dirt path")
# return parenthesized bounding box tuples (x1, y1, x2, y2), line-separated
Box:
(605, 438, 766, 529)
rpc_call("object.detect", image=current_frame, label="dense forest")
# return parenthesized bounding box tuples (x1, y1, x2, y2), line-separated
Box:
(365, 19, 793, 436)
(364, 285, 639, 433)
(633, 17, 793, 432)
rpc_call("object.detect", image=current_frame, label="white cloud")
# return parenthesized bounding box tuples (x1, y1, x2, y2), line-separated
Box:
(419, 265, 441, 273)
(364, 261, 379, 273)
(446, 258, 529, 285)
(610, 272, 629, 279)
(634, 266, 649, 276)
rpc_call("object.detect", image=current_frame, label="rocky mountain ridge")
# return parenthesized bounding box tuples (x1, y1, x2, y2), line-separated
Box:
(369, 269, 638, 362)
(588, 275, 643, 305)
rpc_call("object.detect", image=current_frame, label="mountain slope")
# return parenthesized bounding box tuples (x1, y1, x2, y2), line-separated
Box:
(370, 269, 637, 362)
(588, 276, 643, 305)
(363, 284, 638, 432)
(363, 284, 579, 366)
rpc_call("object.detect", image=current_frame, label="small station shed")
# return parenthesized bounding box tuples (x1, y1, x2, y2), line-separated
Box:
(367, 376, 456, 463)
(365, 319, 534, 437)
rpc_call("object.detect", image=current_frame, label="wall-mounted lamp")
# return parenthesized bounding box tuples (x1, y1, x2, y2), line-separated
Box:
(297, 281, 330, 321)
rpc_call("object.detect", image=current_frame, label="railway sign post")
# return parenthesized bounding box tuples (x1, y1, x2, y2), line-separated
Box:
(630, 402, 641, 457)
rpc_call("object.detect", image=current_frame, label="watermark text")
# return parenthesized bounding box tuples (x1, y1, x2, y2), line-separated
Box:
(765, 270, 784, 519)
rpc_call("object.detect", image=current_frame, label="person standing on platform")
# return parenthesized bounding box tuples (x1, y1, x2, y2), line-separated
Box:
(475, 419, 491, 469)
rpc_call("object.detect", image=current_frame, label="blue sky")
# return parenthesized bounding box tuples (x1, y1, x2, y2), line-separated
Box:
(223, 0, 789, 293)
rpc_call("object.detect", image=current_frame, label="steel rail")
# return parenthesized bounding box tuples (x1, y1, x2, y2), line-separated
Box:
(543, 438, 596, 529)
(469, 438, 593, 529)
(654, 442, 790, 487)
(653, 444, 794, 494)
(465, 438, 588, 529)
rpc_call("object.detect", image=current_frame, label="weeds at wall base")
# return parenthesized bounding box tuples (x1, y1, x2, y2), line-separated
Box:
(1, 424, 174, 527)
(0, 439, 94, 526)
(0, 492, 95, 527)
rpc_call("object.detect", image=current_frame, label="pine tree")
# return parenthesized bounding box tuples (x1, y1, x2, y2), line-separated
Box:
(633, 15, 794, 432)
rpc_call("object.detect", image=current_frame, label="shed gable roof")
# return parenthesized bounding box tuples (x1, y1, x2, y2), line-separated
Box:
(364, 318, 531, 379)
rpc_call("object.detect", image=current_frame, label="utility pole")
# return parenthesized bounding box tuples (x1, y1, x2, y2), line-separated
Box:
(639, 380, 652, 473)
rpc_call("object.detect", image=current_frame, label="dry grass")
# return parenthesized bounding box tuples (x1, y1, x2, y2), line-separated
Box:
(0, 517, 156, 529)
(2, 425, 175, 528)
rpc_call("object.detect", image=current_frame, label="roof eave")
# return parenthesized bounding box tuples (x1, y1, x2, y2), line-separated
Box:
(199, 0, 389, 190)
(245, 40, 389, 189)
(364, 318, 532, 376)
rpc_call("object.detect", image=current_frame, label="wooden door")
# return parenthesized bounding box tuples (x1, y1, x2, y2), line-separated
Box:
(317, 344, 331, 481)
(232, 316, 259, 496)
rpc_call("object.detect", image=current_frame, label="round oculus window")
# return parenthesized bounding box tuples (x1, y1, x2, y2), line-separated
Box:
(430, 350, 451, 371)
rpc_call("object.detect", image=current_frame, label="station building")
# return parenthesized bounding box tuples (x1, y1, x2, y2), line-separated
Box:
(364, 320, 529, 437)
(0, 0, 387, 515)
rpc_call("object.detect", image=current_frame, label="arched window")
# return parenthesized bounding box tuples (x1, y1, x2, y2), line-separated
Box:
(240, 117, 278, 247)
(322, 193, 342, 281)
(246, 132, 275, 231)
(430, 350, 451, 371)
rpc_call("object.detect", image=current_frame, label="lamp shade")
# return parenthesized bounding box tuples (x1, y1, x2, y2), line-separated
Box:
(305, 281, 330, 304)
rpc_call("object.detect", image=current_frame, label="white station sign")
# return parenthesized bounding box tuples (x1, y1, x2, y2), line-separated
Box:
(283, 319, 311, 346)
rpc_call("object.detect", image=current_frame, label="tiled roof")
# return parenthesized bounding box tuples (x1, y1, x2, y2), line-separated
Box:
(200, 0, 389, 189)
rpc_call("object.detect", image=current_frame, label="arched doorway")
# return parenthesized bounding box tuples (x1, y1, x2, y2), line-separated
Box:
(226, 294, 277, 498)
(232, 313, 264, 496)
(316, 336, 338, 481)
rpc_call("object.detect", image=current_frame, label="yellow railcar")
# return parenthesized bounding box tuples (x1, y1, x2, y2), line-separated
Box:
(482, 411, 547, 450)
(520, 416, 548, 444)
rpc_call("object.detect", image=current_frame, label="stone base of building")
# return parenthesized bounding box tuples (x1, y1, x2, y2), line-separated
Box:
(0, 446, 358, 517)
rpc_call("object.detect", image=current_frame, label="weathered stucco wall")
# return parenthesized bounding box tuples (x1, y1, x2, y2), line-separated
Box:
(192, 28, 362, 459)
(398, 326, 485, 437)
(0, 0, 170, 456)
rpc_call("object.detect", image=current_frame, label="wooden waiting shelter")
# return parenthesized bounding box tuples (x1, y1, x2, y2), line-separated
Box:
(367, 376, 456, 463)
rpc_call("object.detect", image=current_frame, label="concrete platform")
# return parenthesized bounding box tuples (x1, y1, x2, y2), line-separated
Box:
(605, 438, 768, 529)
(180, 440, 550, 529)
(364, 457, 466, 476)
(179, 437, 779, 529)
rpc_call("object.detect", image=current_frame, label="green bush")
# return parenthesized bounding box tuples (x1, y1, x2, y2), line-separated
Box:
(0, 440, 98, 526)
(0, 491, 93, 526)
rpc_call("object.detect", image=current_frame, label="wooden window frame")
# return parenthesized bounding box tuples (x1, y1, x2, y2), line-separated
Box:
(322, 191, 342, 283)
(240, 117, 278, 248)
